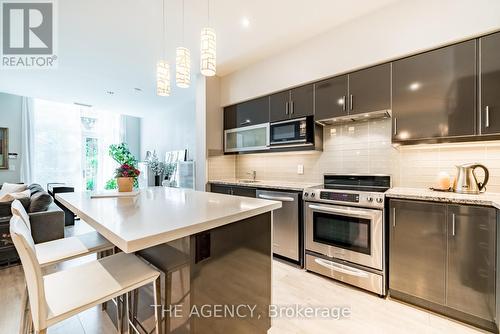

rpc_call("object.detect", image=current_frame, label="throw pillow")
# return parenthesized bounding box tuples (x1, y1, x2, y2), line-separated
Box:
(29, 191, 53, 213)
(0, 183, 27, 196)
(0, 189, 31, 202)
(28, 184, 44, 196)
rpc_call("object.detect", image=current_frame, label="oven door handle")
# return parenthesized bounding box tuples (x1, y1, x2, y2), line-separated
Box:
(308, 204, 375, 219)
(314, 258, 369, 278)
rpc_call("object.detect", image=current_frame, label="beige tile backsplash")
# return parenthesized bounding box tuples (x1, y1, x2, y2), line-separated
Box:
(207, 118, 500, 192)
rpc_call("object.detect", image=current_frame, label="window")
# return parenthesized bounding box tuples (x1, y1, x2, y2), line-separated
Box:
(32, 99, 125, 191)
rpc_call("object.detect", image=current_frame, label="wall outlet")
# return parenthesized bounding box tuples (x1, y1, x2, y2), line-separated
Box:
(297, 164, 304, 175)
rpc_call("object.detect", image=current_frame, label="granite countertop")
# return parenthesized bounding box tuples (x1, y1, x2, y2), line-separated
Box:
(209, 179, 322, 191)
(386, 187, 500, 209)
(56, 187, 281, 253)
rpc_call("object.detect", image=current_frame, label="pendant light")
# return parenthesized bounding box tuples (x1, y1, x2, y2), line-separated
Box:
(157, 0, 171, 96)
(200, 0, 216, 76)
(176, 0, 190, 88)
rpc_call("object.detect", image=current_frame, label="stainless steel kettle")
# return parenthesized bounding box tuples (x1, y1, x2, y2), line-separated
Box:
(454, 163, 489, 194)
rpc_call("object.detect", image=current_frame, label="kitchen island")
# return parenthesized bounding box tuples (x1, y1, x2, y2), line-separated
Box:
(56, 187, 281, 334)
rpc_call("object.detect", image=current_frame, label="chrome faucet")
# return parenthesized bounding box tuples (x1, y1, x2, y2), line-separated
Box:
(246, 170, 256, 181)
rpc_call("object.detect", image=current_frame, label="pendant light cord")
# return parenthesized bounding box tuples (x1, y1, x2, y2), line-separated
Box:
(207, 0, 210, 26)
(182, 0, 185, 43)
(162, 0, 166, 59)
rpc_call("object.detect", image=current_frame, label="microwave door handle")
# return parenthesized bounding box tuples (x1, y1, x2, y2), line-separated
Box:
(257, 194, 295, 202)
(308, 204, 374, 220)
(314, 258, 369, 278)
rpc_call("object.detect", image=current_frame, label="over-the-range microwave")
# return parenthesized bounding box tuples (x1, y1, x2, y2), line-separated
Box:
(269, 117, 315, 148)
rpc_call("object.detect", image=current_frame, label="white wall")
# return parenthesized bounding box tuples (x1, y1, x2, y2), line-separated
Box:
(141, 99, 196, 161)
(0, 92, 23, 183)
(124, 115, 141, 159)
(220, 0, 500, 106)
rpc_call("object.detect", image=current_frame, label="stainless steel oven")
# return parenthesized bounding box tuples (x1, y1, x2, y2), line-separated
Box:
(305, 203, 383, 270)
(269, 117, 314, 147)
(303, 174, 390, 296)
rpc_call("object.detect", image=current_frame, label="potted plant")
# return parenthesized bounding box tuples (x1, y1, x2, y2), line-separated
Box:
(115, 163, 140, 192)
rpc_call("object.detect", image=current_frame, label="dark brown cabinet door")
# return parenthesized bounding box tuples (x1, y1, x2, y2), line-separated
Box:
(392, 40, 476, 142)
(314, 75, 348, 121)
(480, 32, 500, 135)
(231, 186, 256, 198)
(348, 63, 391, 115)
(236, 96, 269, 127)
(210, 184, 233, 195)
(289, 84, 314, 119)
(223, 105, 237, 130)
(389, 200, 447, 305)
(447, 205, 496, 322)
(270, 90, 291, 122)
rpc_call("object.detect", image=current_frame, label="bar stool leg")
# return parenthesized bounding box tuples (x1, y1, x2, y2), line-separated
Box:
(153, 278, 163, 334)
(164, 272, 172, 334)
(116, 295, 123, 334)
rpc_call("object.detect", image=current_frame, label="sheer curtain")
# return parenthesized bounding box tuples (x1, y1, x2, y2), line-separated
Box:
(20, 97, 35, 184)
(95, 113, 123, 190)
(32, 99, 83, 190)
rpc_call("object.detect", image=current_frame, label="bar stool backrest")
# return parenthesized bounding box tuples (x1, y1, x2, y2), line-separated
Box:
(10, 215, 47, 331)
(11, 199, 32, 232)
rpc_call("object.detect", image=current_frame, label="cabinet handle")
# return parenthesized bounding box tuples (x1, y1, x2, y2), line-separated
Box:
(290, 101, 294, 115)
(392, 207, 396, 228)
(285, 102, 289, 115)
(485, 106, 490, 128)
(349, 94, 353, 111)
(393, 118, 398, 136)
(240, 119, 251, 126)
(342, 95, 346, 111)
(452, 213, 456, 236)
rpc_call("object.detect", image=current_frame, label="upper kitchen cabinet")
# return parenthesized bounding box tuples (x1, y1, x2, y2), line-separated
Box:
(314, 75, 348, 121)
(392, 40, 477, 143)
(480, 32, 500, 135)
(270, 84, 314, 122)
(348, 63, 391, 115)
(223, 96, 269, 130)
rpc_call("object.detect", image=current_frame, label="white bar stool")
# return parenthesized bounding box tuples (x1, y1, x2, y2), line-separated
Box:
(10, 215, 162, 334)
(11, 200, 115, 268)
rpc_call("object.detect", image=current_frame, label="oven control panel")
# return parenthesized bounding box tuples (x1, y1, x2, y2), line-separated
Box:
(319, 191, 359, 203)
(303, 189, 385, 208)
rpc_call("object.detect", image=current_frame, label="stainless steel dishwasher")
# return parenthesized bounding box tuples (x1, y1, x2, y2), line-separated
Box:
(256, 190, 299, 261)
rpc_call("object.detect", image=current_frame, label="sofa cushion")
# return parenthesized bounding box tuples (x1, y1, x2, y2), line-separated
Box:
(29, 191, 53, 213)
(28, 183, 45, 196)
(0, 183, 27, 196)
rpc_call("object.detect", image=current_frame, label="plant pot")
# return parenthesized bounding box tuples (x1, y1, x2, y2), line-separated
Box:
(116, 177, 134, 192)
(154, 175, 161, 187)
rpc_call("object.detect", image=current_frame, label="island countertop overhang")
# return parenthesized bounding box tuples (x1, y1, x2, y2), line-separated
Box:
(56, 187, 282, 253)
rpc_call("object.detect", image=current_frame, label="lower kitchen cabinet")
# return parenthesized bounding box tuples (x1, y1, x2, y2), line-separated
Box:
(389, 200, 447, 305)
(210, 184, 256, 198)
(446, 205, 496, 321)
(389, 199, 497, 331)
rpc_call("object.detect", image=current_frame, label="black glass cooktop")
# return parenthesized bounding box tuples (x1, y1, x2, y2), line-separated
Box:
(323, 174, 391, 193)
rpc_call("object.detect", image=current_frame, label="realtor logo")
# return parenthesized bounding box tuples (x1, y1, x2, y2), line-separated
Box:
(1, 0, 57, 68)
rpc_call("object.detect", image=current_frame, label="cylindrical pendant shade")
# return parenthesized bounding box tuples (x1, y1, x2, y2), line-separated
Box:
(200, 27, 216, 76)
(176, 47, 191, 88)
(156, 60, 171, 96)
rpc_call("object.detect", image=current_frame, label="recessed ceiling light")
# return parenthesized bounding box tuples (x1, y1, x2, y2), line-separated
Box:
(241, 17, 250, 28)
(134, 88, 143, 92)
(106, 91, 115, 95)
(409, 82, 421, 91)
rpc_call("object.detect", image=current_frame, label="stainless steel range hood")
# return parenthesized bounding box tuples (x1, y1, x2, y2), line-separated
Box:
(315, 109, 392, 126)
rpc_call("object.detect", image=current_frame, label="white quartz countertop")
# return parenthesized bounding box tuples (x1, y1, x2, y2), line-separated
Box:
(386, 187, 500, 209)
(56, 187, 281, 253)
(209, 179, 321, 191)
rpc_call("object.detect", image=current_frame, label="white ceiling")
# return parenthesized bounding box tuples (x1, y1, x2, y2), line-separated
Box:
(0, 0, 400, 117)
